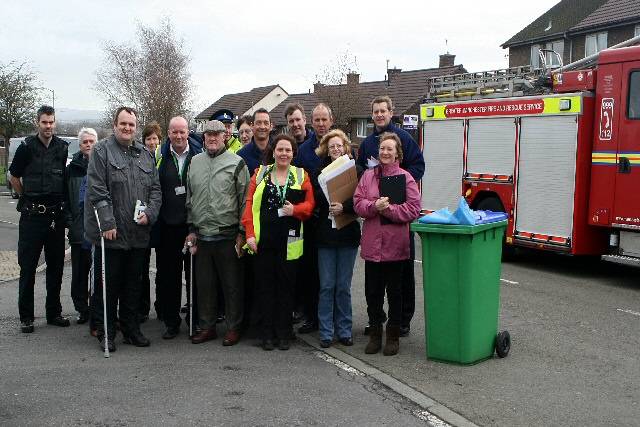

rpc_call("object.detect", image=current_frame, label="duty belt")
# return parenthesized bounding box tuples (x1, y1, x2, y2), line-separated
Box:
(23, 202, 63, 215)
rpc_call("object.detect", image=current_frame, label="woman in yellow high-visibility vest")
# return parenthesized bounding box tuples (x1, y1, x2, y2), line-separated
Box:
(242, 134, 315, 351)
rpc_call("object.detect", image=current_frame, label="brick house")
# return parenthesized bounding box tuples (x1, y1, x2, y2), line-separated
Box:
(503, 0, 640, 69)
(270, 54, 466, 146)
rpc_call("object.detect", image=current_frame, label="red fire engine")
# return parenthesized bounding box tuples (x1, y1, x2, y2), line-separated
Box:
(420, 37, 640, 266)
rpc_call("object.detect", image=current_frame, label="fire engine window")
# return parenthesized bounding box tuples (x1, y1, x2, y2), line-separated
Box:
(628, 71, 640, 120)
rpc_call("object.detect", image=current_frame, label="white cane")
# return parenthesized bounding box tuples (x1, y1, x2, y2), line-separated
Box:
(93, 207, 110, 358)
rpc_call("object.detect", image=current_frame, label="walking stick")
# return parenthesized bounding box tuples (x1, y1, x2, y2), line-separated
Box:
(189, 248, 194, 338)
(182, 241, 194, 337)
(94, 207, 110, 358)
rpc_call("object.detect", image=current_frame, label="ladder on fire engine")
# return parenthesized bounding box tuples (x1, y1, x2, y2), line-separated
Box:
(426, 65, 548, 102)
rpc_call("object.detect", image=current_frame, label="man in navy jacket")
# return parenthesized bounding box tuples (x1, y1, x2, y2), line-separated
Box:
(291, 103, 334, 334)
(293, 103, 332, 173)
(355, 95, 425, 337)
(237, 108, 272, 176)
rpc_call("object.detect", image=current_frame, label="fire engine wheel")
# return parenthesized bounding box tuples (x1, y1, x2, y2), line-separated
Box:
(495, 331, 511, 358)
(475, 196, 504, 213)
(475, 197, 515, 260)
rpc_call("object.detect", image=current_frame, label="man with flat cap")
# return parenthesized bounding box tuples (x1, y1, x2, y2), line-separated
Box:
(211, 109, 242, 154)
(186, 120, 249, 345)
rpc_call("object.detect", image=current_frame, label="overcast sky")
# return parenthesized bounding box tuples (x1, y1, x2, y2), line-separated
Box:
(1, 0, 560, 114)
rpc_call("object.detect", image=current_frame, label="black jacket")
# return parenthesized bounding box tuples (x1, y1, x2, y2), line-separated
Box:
(311, 156, 362, 248)
(64, 152, 88, 244)
(157, 138, 202, 225)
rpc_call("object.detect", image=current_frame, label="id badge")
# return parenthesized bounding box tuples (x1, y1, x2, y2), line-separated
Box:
(175, 186, 186, 195)
(288, 229, 297, 237)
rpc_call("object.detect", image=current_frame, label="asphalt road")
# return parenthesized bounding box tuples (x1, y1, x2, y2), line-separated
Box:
(1, 191, 639, 426)
(0, 195, 19, 251)
(358, 248, 639, 426)
(0, 267, 437, 427)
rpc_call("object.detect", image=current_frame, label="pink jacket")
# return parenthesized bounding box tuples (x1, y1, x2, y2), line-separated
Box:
(353, 162, 421, 262)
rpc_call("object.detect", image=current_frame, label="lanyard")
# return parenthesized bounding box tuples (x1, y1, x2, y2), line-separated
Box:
(273, 169, 290, 206)
(171, 151, 186, 184)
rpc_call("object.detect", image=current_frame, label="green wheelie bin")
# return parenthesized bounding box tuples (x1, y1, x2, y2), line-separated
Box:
(410, 220, 510, 365)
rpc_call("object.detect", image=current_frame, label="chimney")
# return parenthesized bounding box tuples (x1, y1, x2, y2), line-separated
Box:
(346, 72, 360, 86)
(313, 82, 324, 92)
(439, 53, 455, 68)
(387, 67, 402, 85)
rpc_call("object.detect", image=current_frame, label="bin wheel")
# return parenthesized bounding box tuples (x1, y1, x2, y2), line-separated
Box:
(495, 331, 510, 358)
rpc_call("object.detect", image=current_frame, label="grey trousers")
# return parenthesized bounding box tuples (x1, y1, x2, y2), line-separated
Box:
(195, 239, 243, 331)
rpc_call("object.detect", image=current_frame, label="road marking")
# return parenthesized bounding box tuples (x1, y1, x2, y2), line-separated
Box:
(413, 410, 452, 427)
(616, 308, 640, 317)
(313, 351, 453, 426)
(500, 278, 519, 285)
(313, 351, 364, 376)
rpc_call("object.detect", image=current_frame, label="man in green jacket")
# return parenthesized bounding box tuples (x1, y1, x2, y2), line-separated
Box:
(185, 120, 249, 345)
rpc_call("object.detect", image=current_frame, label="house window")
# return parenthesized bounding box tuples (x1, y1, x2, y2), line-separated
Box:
(357, 119, 367, 137)
(548, 40, 564, 67)
(530, 44, 541, 68)
(628, 71, 640, 120)
(530, 40, 564, 68)
(585, 32, 608, 57)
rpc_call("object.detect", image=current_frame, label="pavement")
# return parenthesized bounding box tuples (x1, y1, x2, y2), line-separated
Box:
(1, 191, 639, 426)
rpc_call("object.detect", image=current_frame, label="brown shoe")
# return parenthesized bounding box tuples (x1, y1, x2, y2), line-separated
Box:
(191, 328, 217, 344)
(364, 325, 383, 354)
(383, 325, 400, 356)
(222, 329, 240, 346)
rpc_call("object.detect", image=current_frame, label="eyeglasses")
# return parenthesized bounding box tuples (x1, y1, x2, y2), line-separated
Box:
(328, 144, 344, 151)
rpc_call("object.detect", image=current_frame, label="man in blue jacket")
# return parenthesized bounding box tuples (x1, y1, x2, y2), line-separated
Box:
(237, 108, 272, 176)
(293, 103, 332, 173)
(291, 103, 334, 334)
(356, 95, 425, 337)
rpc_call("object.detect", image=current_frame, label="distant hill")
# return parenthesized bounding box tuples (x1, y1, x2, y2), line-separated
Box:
(55, 108, 103, 122)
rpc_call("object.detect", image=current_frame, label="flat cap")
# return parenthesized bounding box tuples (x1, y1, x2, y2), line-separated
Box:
(202, 120, 226, 133)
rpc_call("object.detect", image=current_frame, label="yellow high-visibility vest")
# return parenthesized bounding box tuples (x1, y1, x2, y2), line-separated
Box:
(251, 164, 305, 260)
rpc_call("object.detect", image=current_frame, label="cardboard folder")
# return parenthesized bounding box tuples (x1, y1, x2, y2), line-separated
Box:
(326, 165, 358, 229)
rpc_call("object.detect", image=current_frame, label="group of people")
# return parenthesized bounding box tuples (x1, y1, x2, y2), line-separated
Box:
(10, 94, 424, 357)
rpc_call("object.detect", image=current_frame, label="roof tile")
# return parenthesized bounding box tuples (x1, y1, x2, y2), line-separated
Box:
(195, 85, 282, 120)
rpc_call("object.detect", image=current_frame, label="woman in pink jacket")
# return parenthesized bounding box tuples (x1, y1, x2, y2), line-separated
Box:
(353, 132, 421, 356)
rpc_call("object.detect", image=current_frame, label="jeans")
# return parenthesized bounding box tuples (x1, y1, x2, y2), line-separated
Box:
(317, 246, 358, 341)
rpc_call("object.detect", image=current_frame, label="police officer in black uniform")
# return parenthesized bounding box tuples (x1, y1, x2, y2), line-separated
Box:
(9, 105, 70, 333)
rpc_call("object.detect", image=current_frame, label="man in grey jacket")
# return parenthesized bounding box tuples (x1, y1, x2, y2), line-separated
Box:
(185, 120, 249, 346)
(84, 106, 161, 352)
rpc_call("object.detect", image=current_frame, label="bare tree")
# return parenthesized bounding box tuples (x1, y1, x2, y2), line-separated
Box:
(314, 51, 360, 131)
(95, 18, 191, 132)
(0, 62, 40, 169)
